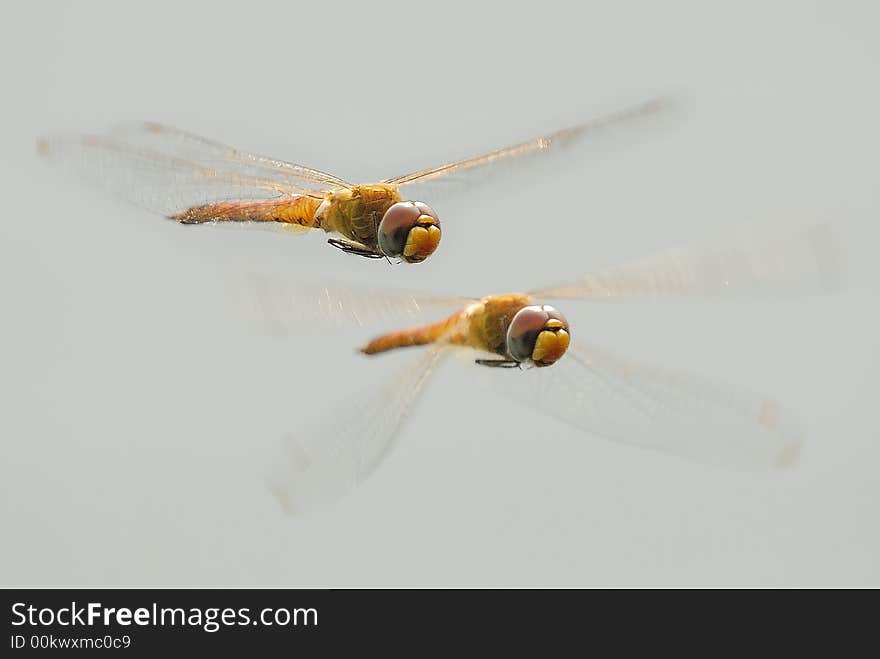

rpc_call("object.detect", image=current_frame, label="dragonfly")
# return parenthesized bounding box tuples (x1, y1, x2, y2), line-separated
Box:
(37, 98, 665, 263)
(253, 220, 840, 514)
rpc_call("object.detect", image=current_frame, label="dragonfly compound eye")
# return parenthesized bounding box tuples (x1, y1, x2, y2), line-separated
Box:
(506, 305, 571, 367)
(377, 201, 441, 263)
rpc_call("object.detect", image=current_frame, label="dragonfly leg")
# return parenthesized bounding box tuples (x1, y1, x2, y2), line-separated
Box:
(475, 358, 521, 369)
(327, 238, 384, 259)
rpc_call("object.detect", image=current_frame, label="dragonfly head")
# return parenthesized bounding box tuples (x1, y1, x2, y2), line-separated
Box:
(507, 305, 571, 368)
(377, 201, 441, 263)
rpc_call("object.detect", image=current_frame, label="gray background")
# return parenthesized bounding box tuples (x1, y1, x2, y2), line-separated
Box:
(1, 0, 878, 586)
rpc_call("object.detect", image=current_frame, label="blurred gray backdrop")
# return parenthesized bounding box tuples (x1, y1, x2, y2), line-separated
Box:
(1, 0, 878, 586)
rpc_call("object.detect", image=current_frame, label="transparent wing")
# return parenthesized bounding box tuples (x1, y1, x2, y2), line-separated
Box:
(239, 276, 474, 335)
(486, 339, 801, 468)
(268, 345, 448, 515)
(37, 124, 350, 217)
(203, 219, 313, 236)
(382, 96, 668, 192)
(530, 220, 842, 300)
(106, 121, 354, 191)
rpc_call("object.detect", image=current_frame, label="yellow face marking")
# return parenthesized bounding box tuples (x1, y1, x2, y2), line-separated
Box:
(403, 224, 442, 261)
(531, 329, 570, 365)
(545, 318, 564, 330)
(416, 214, 436, 226)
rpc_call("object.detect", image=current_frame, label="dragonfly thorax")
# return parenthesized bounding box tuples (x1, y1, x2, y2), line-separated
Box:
(313, 185, 440, 262)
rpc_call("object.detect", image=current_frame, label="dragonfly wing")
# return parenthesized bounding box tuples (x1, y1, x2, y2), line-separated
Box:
(531, 220, 842, 300)
(239, 276, 474, 334)
(203, 220, 313, 236)
(268, 344, 448, 515)
(37, 132, 318, 217)
(485, 339, 800, 468)
(381, 97, 668, 199)
(106, 121, 354, 191)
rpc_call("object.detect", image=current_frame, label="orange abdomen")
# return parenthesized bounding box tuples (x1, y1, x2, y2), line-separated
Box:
(173, 195, 323, 226)
(360, 310, 467, 355)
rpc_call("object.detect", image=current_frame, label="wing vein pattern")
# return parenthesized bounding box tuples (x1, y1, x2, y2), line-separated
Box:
(38, 122, 354, 217)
